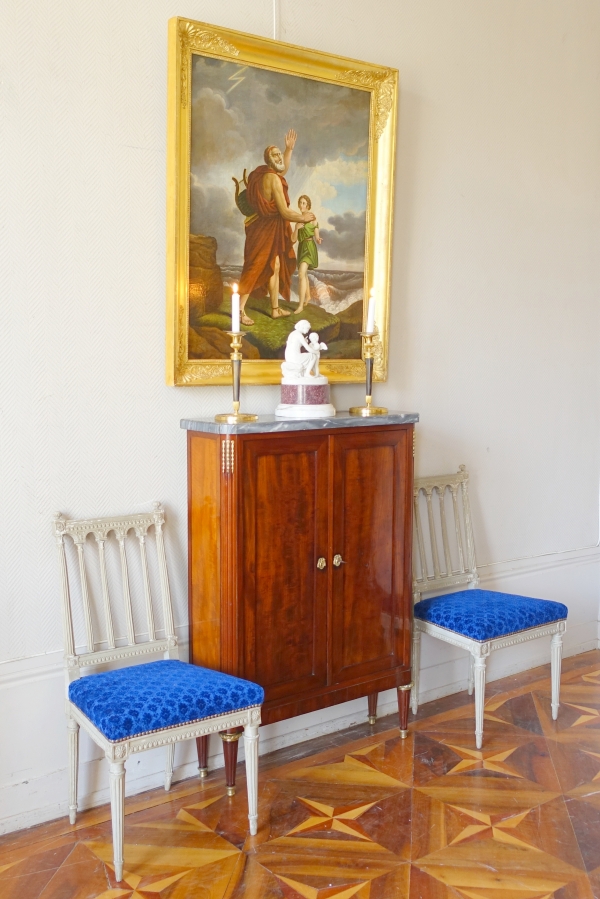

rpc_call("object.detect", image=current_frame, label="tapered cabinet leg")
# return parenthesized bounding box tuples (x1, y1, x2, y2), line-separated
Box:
(473, 655, 487, 749)
(550, 631, 563, 720)
(397, 684, 412, 738)
(468, 654, 474, 696)
(220, 728, 243, 796)
(108, 759, 126, 883)
(411, 629, 421, 714)
(196, 735, 209, 779)
(368, 692, 378, 725)
(244, 724, 259, 836)
(67, 717, 79, 825)
(164, 743, 175, 792)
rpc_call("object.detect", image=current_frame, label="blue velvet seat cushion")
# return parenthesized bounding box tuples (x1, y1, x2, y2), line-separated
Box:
(414, 589, 567, 642)
(69, 660, 264, 742)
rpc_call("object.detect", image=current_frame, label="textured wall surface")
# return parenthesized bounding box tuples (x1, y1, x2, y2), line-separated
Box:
(1, 0, 599, 831)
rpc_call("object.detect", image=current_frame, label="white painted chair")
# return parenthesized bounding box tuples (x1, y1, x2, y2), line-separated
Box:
(54, 504, 262, 883)
(411, 466, 567, 748)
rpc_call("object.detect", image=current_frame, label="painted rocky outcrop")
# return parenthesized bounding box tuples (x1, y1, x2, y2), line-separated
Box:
(337, 300, 363, 339)
(188, 326, 259, 360)
(188, 235, 224, 324)
(190, 290, 362, 361)
(195, 296, 342, 359)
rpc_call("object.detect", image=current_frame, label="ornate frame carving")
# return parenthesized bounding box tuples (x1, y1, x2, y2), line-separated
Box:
(166, 17, 398, 385)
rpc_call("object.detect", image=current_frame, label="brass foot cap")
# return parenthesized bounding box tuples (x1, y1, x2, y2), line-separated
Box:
(220, 732, 242, 743)
(198, 767, 208, 779)
(226, 785, 236, 797)
(399, 729, 409, 739)
(368, 716, 377, 725)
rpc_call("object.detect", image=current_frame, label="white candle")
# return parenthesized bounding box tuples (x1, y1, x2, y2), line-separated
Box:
(366, 288, 376, 333)
(231, 283, 240, 332)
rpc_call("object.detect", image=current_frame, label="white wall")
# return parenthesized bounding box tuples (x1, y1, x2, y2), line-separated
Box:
(1, 0, 599, 833)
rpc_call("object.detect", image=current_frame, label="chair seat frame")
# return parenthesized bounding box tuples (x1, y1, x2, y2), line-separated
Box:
(66, 700, 260, 881)
(411, 467, 566, 749)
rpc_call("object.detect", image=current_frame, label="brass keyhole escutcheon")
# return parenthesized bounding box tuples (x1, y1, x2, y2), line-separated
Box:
(333, 554, 345, 567)
(317, 557, 327, 570)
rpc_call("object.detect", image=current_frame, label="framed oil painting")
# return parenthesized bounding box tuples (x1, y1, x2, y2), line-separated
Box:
(166, 18, 398, 385)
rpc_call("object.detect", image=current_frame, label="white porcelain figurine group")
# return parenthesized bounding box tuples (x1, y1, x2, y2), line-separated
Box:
(281, 320, 328, 379)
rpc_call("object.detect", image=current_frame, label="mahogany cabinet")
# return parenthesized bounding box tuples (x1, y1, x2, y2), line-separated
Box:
(184, 414, 417, 746)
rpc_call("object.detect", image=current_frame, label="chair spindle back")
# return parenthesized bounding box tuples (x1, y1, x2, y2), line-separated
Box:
(413, 465, 478, 601)
(53, 503, 177, 683)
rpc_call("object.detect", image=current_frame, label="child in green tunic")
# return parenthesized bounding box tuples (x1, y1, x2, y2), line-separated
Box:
(292, 195, 322, 314)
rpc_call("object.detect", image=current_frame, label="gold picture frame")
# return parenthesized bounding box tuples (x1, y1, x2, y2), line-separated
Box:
(166, 17, 397, 385)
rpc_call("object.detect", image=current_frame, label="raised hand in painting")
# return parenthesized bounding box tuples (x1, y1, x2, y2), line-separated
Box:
(282, 129, 300, 177)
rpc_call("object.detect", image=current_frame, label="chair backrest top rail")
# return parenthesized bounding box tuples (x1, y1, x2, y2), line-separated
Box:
(413, 464, 469, 496)
(54, 504, 177, 684)
(54, 508, 164, 541)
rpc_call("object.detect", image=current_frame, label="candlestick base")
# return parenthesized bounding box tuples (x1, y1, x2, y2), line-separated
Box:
(349, 405, 388, 416)
(349, 397, 388, 416)
(214, 411, 258, 423)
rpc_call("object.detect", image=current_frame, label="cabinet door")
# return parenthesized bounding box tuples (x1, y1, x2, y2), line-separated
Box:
(240, 433, 329, 702)
(330, 427, 412, 684)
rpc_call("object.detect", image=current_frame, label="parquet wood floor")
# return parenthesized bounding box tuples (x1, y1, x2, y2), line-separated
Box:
(1, 650, 599, 898)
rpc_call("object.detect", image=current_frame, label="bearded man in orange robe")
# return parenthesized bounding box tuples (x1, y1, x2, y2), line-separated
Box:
(239, 130, 316, 326)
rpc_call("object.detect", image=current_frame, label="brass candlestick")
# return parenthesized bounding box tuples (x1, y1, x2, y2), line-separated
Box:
(215, 332, 258, 423)
(349, 331, 388, 416)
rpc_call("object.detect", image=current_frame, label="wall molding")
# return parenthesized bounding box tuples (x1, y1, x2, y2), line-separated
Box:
(478, 544, 600, 583)
(0, 626, 192, 688)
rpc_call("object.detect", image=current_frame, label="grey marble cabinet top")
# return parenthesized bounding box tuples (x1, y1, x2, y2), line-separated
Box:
(181, 411, 419, 435)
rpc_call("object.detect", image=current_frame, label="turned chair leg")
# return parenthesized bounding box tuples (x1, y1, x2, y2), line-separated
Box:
(164, 743, 175, 791)
(468, 653, 474, 696)
(196, 735, 209, 778)
(244, 724, 259, 836)
(473, 654, 487, 749)
(368, 692, 378, 725)
(411, 628, 421, 715)
(550, 631, 563, 720)
(221, 728, 243, 796)
(108, 759, 126, 883)
(397, 684, 411, 738)
(67, 717, 79, 825)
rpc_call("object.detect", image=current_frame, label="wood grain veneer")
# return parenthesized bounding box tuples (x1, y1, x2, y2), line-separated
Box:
(187, 423, 414, 729)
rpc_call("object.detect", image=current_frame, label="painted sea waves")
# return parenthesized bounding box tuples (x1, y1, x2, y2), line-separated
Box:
(221, 265, 363, 314)
(188, 257, 364, 361)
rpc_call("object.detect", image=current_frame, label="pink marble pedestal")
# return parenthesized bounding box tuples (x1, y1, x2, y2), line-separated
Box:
(275, 377, 336, 419)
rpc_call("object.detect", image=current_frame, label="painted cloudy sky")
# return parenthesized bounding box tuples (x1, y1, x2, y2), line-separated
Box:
(189, 55, 371, 272)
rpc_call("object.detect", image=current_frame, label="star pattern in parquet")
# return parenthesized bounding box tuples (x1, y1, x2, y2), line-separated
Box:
(1, 650, 600, 899)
